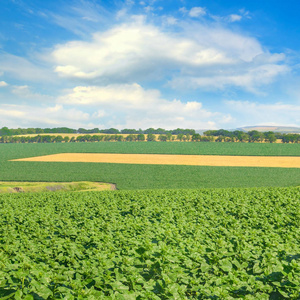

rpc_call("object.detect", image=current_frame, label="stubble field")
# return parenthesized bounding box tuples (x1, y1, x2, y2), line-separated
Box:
(13, 152, 300, 168)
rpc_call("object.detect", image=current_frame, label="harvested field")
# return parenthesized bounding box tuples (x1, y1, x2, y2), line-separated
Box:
(12, 153, 300, 168)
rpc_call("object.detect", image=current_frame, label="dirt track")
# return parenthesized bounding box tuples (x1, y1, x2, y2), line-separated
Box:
(12, 153, 300, 168)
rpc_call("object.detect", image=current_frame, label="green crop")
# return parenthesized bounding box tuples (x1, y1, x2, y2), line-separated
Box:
(0, 187, 300, 299)
(1, 141, 300, 158)
(0, 143, 299, 189)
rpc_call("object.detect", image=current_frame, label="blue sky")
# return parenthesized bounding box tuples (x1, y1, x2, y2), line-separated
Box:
(0, 0, 299, 130)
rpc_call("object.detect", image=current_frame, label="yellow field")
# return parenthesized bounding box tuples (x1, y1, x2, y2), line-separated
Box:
(12, 153, 300, 168)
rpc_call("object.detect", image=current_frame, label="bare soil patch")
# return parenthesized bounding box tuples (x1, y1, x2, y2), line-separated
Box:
(12, 153, 300, 168)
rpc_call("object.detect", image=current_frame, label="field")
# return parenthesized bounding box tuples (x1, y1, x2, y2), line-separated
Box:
(1, 187, 300, 299)
(1, 141, 300, 298)
(13, 153, 300, 168)
(0, 142, 299, 189)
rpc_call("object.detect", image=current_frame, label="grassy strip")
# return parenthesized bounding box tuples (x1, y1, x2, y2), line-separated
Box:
(0, 181, 111, 193)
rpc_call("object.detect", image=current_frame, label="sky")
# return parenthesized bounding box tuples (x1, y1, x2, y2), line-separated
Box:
(0, 0, 300, 130)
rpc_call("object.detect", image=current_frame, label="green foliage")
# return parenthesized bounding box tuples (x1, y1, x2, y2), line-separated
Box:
(147, 133, 156, 142)
(0, 187, 300, 298)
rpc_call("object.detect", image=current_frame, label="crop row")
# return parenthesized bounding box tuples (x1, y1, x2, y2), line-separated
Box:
(0, 187, 300, 299)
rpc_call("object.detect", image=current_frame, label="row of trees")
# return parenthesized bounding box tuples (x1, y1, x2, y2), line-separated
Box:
(1, 132, 299, 144)
(203, 130, 300, 143)
(0, 133, 188, 143)
(0, 127, 196, 136)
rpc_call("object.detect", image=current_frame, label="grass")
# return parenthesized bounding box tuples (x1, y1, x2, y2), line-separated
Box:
(0, 181, 112, 193)
(0, 142, 299, 189)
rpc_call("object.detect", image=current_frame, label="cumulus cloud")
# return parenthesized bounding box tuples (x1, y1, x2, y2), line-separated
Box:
(49, 19, 287, 93)
(225, 100, 300, 126)
(189, 7, 206, 18)
(58, 83, 232, 129)
(51, 22, 233, 81)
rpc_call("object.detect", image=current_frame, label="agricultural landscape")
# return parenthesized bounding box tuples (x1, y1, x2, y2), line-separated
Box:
(0, 127, 300, 299)
(2, 0, 300, 298)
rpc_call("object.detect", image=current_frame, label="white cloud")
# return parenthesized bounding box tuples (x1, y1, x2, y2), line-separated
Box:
(48, 0, 110, 37)
(58, 83, 232, 129)
(0, 53, 54, 83)
(48, 18, 288, 95)
(228, 14, 242, 22)
(189, 7, 206, 18)
(211, 9, 251, 24)
(170, 63, 289, 93)
(179, 7, 188, 14)
(11, 85, 54, 102)
(225, 100, 300, 126)
(163, 16, 177, 25)
(0, 104, 92, 128)
(50, 19, 286, 95)
(52, 22, 238, 83)
(0, 81, 8, 87)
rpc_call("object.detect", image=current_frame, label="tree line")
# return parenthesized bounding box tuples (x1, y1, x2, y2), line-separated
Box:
(0, 127, 299, 144)
(203, 129, 300, 143)
(0, 133, 181, 143)
(1, 131, 300, 144)
(0, 127, 196, 136)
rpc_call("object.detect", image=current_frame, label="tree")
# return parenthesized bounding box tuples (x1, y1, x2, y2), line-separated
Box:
(121, 129, 138, 134)
(147, 133, 156, 142)
(264, 132, 277, 143)
(191, 133, 201, 142)
(177, 134, 184, 141)
(248, 130, 265, 143)
(0, 127, 12, 136)
(215, 136, 225, 142)
(237, 132, 249, 142)
(137, 134, 145, 141)
(126, 134, 136, 141)
(54, 135, 64, 143)
(158, 134, 167, 142)
(166, 133, 172, 141)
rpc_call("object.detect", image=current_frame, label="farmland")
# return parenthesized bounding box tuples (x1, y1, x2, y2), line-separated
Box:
(13, 153, 300, 168)
(1, 187, 300, 299)
(0, 142, 299, 189)
(0, 141, 300, 298)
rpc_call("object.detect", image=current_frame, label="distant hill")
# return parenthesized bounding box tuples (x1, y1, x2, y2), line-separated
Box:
(196, 126, 300, 134)
(238, 126, 300, 133)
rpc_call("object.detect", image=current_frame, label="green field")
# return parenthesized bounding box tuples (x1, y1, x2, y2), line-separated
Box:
(1, 142, 300, 299)
(2, 141, 300, 158)
(0, 142, 299, 189)
(1, 187, 300, 299)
